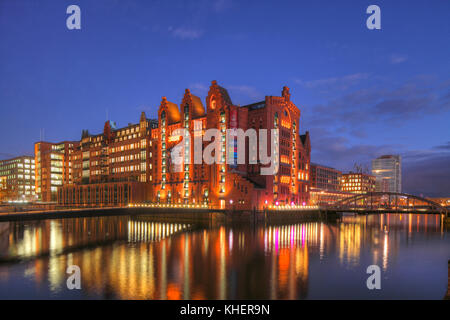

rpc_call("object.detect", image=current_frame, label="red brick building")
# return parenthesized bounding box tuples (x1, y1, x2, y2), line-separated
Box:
(35, 141, 77, 202)
(57, 81, 311, 210)
(150, 81, 310, 210)
(58, 113, 154, 206)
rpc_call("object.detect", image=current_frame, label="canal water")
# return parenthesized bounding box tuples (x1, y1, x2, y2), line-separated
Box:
(0, 213, 448, 299)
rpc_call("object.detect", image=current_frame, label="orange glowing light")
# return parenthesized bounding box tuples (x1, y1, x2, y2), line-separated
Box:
(280, 176, 290, 184)
(168, 135, 182, 142)
(281, 120, 291, 129)
(281, 155, 290, 164)
(166, 283, 182, 300)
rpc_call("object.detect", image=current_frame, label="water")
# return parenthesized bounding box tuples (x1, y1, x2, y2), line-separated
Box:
(0, 213, 448, 299)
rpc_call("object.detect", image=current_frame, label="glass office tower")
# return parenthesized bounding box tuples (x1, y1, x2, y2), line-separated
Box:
(371, 155, 401, 193)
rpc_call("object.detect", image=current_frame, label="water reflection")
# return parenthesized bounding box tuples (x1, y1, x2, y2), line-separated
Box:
(0, 213, 448, 299)
(127, 220, 190, 242)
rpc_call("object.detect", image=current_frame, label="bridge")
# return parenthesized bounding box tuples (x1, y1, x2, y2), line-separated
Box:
(324, 192, 449, 216)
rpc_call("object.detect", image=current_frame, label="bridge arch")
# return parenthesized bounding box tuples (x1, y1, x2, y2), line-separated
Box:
(329, 192, 448, 215)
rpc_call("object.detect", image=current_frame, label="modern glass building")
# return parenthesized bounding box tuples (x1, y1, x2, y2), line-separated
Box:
(371, 155, 402, 193)
(0, 156, 36, 201)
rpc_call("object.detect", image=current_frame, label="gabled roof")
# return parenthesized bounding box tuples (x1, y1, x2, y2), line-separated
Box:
(208, 80, 233, 107)
(300, 131, 310, 146)
(182, 89, 205, 118)
(217, 85, 233, 105)
(190, 94, 205, 118)
(160, 97, 181, 124)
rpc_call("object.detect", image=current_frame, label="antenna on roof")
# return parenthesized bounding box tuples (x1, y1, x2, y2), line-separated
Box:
(106, 108, 109, 121)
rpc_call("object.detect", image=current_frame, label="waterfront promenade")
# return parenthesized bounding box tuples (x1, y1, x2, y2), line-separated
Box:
(1, 204, 449, 229)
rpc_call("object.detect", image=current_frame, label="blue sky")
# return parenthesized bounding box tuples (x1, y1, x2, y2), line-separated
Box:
(0, 0, 449, 196)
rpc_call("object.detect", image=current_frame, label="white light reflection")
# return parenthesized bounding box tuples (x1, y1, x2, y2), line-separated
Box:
(127, 221, 190, 242)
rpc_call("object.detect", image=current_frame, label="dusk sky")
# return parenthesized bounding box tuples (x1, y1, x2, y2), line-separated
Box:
(0, 0, 449, 196)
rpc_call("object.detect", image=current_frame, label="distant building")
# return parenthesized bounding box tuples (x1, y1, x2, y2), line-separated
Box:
(310, 163, 341, 191)
(0, 176, 5, 202)
(427, 197, 450, 208)
(0, 156, 36, 201)
(341, 172, 376, 194)
(34, 141, 77, 202)
(371, 155, 401, 193)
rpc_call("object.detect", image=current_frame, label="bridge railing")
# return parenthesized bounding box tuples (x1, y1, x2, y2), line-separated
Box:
(325, 192, 448, 215)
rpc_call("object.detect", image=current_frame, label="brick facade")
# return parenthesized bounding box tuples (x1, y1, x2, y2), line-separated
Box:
(57, 81, 311, 210)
